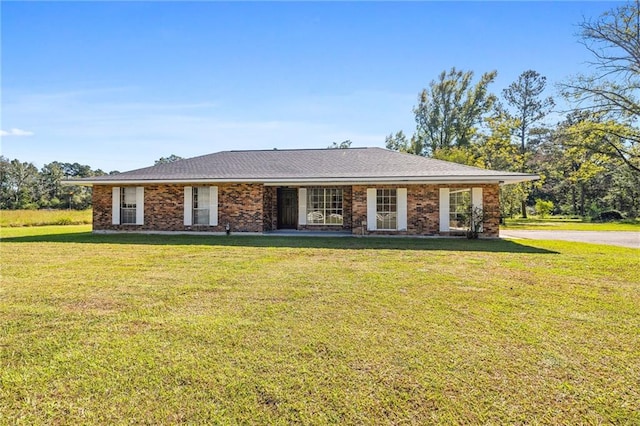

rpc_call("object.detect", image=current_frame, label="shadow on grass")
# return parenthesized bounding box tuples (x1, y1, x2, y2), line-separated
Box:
(1, 231, 558, 254)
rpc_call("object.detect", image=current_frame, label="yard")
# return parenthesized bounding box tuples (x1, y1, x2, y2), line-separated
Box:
(1, 225, 639, 424)
(502, 216, 640, 231)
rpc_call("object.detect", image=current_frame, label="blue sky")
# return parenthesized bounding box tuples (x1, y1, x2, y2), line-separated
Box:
(1, 1, 620, 172)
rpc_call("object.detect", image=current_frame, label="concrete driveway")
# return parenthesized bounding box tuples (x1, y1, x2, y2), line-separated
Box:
(500, 230, 640, 249)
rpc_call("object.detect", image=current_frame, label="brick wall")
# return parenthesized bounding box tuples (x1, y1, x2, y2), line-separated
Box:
(93, 182, 500, 237)
(352, 183, 500, 237)
(93, 183, 265, 233)
(262, 186, 277, 231)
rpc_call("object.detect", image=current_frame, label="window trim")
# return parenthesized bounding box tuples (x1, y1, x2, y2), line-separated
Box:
(112, 186, 143, 226)
(305, 187, 344, 226)
(439, 187, 484, 233)
(121, 187, 137, 225)
(449, 188, 471, 231)
(376, 188, 398, 230)
(367, 187, 407, 231)
(184, 186, 218, 227)
(192, 186, 211, 225)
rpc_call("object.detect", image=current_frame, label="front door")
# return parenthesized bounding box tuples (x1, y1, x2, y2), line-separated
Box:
(277, 188, 298, 229)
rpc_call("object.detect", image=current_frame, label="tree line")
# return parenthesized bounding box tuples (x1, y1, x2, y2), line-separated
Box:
(0, 158, 117, 210)
(386, 1, 640, 219)
(0, 154, 187, 211)
(0, 154, 190, 210)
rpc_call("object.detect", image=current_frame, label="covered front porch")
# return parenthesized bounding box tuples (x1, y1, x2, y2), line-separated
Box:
(263, 185, 353, 233)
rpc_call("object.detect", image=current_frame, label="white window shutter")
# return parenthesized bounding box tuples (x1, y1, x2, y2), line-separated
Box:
(298, 188, 307, 225)
(366, 188, 377, 231)
(397, 188, 407, 231)
(184, 186, 193, 226)
(472, 187, 483, 232)
(135, 187, 144, 225)
(112, 187, 121, 225)
(209, 186, 218, 226)
(439, 188, 450, 232)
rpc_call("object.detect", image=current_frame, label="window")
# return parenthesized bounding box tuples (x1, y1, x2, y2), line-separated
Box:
(449, 188, 471, 230)
(193, 187, 210, 225)
(121, 187, 137, 224)
(184, 186, 217, 227)
(306, 188, 343, 225)
(376, 189, 397, 230)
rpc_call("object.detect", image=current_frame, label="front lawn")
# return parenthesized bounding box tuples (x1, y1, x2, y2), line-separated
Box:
(1, 227, 638, 424)
(0, 209, 92, 227)
(502, 216, 640, 231)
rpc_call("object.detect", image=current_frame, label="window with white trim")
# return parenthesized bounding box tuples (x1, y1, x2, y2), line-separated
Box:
(376, 189, 397, 230)
(121, 187, 137, 224)
(307, 188, 343, 225)
(193, 187, 210, 225)
(449, 188, 471, 230)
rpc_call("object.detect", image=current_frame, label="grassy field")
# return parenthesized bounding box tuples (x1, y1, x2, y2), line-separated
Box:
(1, 226, 639, 424)
(0, 209, 92, 227)
(502, 216, 640, 231)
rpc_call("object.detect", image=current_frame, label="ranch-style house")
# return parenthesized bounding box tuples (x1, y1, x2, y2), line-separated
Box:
(74, 147, 538, 237)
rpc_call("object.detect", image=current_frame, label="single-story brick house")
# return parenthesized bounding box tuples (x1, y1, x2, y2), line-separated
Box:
(73, 147, 537, 237)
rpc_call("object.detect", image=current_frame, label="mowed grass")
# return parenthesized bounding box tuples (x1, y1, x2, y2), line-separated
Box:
(502, 216, 640, 231)
(1, 227, 639, 424)
(0, 209, 92, 227)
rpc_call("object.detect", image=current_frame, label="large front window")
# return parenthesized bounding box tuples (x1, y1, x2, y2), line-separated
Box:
(193, 187, 210, 225)
(450, 188, 471, 230)
(121, 187, 137, 224)
(307, 188, 343, 225)
(376, 189, 397, 230)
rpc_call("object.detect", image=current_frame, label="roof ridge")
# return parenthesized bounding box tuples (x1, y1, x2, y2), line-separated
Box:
(228, 147, 373, 153)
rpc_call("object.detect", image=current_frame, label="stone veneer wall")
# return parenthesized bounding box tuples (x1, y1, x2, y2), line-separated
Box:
(351, 183, 500, 237)
(92, 183, 266, 232)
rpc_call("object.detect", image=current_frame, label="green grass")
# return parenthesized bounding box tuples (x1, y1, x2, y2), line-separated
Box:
(1, 227, 639, 424)
(0, 209, 92, 227)
(502, 216, 640, 231)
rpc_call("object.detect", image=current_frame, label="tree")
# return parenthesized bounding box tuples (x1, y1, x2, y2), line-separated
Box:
(385, 131, 428, 155)
(413, 67, 498, 156)
(560, 1, 640, 174)
(560, 117, 639, 173)
(155, 154, 183, 165)
(1, 159, 39, 209)
(475, 114, 523, 171)
(503, 70, 554, 153)
(502, 70, 554, 217)
(551, 113, 612, 216)
(475, 115, 531, 219)
(39, 162, 65, 207)
(328, 140, 352, 149)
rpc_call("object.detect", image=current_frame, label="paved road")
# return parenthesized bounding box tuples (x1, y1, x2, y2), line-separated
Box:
(500, 230, 640, 249)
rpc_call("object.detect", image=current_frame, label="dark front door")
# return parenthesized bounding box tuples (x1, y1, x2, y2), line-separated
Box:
(277, 188, 298, 229)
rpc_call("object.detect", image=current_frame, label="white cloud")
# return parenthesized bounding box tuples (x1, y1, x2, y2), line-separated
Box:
(0, 128, 34, 137)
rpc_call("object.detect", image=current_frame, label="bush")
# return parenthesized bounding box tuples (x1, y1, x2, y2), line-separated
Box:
(535, 199, 554, 218)
(49, 197, 61, 208)
(593, 210, 624, 222)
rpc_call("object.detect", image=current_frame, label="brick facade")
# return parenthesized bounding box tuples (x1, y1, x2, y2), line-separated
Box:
(93, 183, 266, 233)
(352, 184, 499, 237)
(92, 182, 501, 237)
